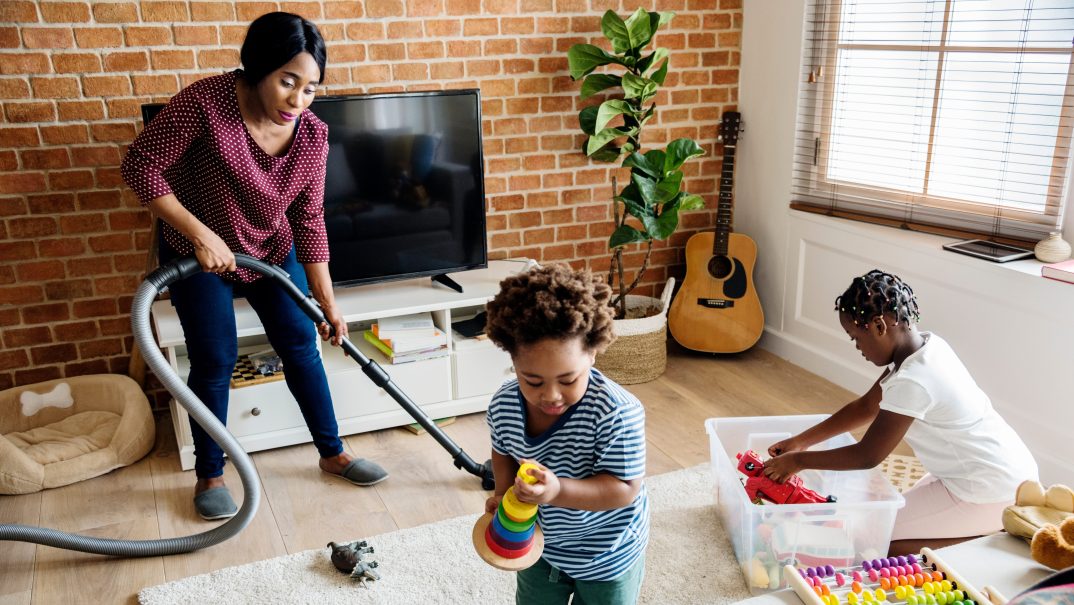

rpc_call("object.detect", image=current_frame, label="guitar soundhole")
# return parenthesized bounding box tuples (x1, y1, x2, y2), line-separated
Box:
(708, 255, 733, 280)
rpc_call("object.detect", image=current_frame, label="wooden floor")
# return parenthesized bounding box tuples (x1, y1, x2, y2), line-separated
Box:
(0, 344, 864, 605)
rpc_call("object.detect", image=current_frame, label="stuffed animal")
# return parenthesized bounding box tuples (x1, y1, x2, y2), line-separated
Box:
(1031, 516, 1074, 570)
(1001, 480, 1074, 570)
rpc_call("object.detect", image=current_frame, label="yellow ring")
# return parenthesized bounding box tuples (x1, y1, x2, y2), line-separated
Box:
(517, 462, 541, 485)
(502, 487, 537, 520)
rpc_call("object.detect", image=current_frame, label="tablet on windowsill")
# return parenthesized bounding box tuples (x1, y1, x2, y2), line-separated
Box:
(942, 239, 1035, 263)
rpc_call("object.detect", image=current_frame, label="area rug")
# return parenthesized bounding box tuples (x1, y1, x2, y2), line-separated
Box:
(138, 464, 750, 604)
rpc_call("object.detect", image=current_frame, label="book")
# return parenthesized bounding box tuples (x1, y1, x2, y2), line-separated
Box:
(1042, 258, 1074, 284)
(363, 330, 449, 364)
(371, 324, 447, 353)
(376, 312, 435, 337)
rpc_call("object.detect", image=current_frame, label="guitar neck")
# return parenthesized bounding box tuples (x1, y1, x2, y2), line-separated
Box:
(713, 143, 736, 256)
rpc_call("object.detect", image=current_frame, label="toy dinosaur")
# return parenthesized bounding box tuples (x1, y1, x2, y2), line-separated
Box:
(736, 450, 836, 505)
(327, 540, 380, 583)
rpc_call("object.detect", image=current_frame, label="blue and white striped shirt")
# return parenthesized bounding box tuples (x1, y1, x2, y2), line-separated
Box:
(486, 368, 649, 581)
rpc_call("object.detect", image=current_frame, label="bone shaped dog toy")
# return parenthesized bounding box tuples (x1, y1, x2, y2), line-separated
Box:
(20, 382, 73, 416)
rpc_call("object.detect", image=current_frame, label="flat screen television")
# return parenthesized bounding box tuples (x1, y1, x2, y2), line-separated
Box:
(140, 88, 487, 291)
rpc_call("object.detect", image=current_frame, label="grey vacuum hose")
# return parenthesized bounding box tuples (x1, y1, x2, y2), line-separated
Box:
(0, 255, 292, 556)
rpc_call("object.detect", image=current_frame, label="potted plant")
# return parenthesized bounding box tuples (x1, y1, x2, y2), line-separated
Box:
(568, 8, 705, 383)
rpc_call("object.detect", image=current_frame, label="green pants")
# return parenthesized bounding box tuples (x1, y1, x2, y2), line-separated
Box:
(515, 554, 646, 605)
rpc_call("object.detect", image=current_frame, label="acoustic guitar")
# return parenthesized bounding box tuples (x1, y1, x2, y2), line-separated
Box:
(669, 112, 764, 353)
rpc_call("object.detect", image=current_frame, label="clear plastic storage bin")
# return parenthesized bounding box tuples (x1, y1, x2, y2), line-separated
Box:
(706, 415, 905, 594)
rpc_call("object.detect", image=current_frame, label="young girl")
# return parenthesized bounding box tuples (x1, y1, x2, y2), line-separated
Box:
(763, 269, 1038, 555)
(483, 264, 649, 604)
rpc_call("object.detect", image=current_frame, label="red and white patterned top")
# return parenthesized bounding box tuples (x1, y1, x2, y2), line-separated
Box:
(121, 70, 330, 283)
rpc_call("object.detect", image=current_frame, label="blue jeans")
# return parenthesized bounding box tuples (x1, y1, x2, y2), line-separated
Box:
(160, 239, 343, 478)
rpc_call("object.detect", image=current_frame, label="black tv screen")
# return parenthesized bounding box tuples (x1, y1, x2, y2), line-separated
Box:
(309, 89, 487, 288)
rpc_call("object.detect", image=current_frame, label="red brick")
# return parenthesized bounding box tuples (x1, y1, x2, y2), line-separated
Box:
(392, 63, 428, 81)
(485, 0, 518, 13)
(387, 21, 422, 39)
(67, 256, 113, 276)
(73, 297, 116, 318)
(278, 1, 323, 19)
(0, 241, 36, 261)
(70, 144, 118, 166)
(23, 27, 74, 49)
(59, 212, 107, 234)
(526, 191, 558, 207)
(142, 1, 188, 21)
(41, 2, 91, 22)
(502, 17, 535, 34)
(352, 64, 391, 84)
(21, 148, 70, 170)
(0, 172, 47, 194)
(366, 0, 403, 17)
(88, 233, 132, 253)
(103, 51, 149, 72)
(447, 40, 481, 58)
(44, 279, 94, 301)
(0, 1, 38, 22)
(0, 350, 30, 372)
(92, 274, 139, 295)
(197, 49, 239, 69)
(27, 193, 76, 214)
(424, 19, 459, 37)
(463, 18, 498, 36)
(368, 43, 405, 62)
(0, 28, 20, 48)
(326, 2, 363, 18)
(41, 124, 87, 145)
(38, 237, 85, 257)
(63, 359, 110, 377)
(108, 210, 150, 230)
(5, 102, 56, 122)
(48, 169, 94, 190)
(89, 122, 135, 143)
(52, 52, 101, 74)
(83, 75, 132, 97)
(0, 285, 45, 305)
(330, 43, 365, 63)
(0, 151, 16, 171)
(73, 26, 123, 48)
(522, 0, 552, 9)
(446, 0, 480, 14)
(190, 1, 234, 21)
(125, 25, 172, 46)
(484, 39, 517, 55)
(173, 25, 218, 46)
(430, 62, 463, 80)
(31, 343, 79, 365)
(31, 76, 80, 99)
(92, 2, 137, 22)
(3, 326, 53, 348)
(235, 2, 276, 21)
(105, 97, 142, 119)
(0, 53, 49, 76)
(132, 74, 179, 96)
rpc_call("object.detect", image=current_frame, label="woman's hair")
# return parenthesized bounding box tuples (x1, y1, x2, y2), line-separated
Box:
(485, 264, 616, 356)
(835, 269, 921, 327)
(240, 12, 327, 85)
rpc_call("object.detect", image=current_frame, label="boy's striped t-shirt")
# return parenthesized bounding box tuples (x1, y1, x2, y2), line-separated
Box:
(486, 368, 649, 581)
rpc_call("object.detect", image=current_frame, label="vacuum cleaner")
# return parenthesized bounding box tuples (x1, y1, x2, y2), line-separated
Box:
(0, 254, 495, 556)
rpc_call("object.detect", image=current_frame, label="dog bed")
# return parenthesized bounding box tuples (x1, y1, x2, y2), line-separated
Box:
(0, 374, 155, 495)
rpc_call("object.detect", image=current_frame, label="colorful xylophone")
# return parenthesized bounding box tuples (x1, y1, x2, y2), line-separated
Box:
(472, 462, 545, 571)
(784, 549, 1008, 605)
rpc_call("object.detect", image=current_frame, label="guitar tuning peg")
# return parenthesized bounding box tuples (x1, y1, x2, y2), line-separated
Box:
(716, 134, 724, 143)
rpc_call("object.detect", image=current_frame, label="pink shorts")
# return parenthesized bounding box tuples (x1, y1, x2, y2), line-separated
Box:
(891, 474, 1011, 541)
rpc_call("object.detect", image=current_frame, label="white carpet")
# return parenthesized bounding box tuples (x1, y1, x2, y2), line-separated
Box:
(138, 464, 750, 604)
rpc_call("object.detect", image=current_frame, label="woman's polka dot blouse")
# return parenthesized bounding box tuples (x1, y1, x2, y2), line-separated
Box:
(121, 70, 330, 283)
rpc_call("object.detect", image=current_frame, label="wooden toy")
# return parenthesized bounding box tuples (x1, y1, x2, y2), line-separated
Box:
(784, 549, 1009, 605)
(472, 462, 545, 571)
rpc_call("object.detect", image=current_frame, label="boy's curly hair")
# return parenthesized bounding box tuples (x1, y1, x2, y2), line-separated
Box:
(485, 264, 616, 356)
(835, 269, 921, 327)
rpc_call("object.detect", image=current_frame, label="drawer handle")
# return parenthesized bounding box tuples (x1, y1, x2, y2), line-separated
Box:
(251, 407, 261, 416)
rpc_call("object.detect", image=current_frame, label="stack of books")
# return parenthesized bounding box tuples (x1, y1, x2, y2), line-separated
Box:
(363, 312, 449, 364)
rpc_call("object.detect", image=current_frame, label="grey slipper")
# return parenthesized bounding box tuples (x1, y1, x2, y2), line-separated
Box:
(325, 458, 389, 487)
(194, 486, 238, 520)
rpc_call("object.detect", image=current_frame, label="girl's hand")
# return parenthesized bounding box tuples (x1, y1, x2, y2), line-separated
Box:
(485, 493, 504, 514)
(768, 435, 805, 458)
(512, 459, 560, 505)
(192, 231, 235, 274)
(763, 452, 803, 484)
(317, 301, 347, 347)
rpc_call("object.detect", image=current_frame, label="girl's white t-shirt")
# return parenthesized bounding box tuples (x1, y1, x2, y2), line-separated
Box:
(879, 332, 1038, 503)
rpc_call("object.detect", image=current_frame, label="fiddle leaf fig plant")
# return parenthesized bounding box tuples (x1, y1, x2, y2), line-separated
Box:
(569, 9, 705, 318)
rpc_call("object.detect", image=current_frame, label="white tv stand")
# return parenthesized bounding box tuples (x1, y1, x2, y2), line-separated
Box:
(151, 259, 530, 471)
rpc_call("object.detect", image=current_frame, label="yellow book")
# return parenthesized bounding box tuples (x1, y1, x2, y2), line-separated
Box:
(362, 330, 394, 358)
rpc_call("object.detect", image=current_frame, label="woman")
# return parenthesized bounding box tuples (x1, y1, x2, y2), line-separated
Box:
(121, 12, 388, 520)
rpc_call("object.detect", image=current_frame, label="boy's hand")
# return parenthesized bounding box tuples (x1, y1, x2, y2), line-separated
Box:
(762, 452, 803, 484)
(484, 493, 504, 514)
(768, 435, 805, 457)
(513, 459, 561, 505)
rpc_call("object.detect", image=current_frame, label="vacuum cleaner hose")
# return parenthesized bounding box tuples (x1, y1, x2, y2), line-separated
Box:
(0, 255, 289, 556)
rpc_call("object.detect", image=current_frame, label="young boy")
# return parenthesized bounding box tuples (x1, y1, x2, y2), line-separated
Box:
(483, 264, 649, 604)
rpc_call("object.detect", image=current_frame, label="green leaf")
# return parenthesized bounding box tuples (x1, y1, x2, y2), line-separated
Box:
(622, 8, 653, 51)
(651, 11, 675, 32)
(594, 99, 633, 134)
(609, 224, 649, 249)
(600, 11, 632, 54)
(622, 74, 652, 101)
(632, 171, 660, 205)
(589, 144, 622, 163)
(664, 138, 705, 172)
(679, 193, 705, 211)
(648, 198, 681, 240)
(637, 47, 667, 74)
(623, 151, 663, 179)
(568, 44, 620, 80)
(649, 56, 669, 85)
(586, 129, 620, 156)
(578, 105, 599, 135)
(580, 73, 621, 100)
(654, 171, 683, 202)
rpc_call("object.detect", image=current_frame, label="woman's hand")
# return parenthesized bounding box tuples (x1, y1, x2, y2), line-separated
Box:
(768, 435, 806, 458)
(317, 300, 347, 347)
(512, 459, 561, 505)
(762, 452, 803, 484)
(191, 231, 236, 273)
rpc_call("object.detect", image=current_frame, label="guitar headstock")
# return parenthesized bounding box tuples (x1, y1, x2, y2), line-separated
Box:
(717, 111, 742, 146)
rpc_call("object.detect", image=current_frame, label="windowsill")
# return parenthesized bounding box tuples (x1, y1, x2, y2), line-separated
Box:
(788, 208, 1068, 284)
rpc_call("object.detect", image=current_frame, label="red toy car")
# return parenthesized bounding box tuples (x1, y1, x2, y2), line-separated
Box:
(736, 450, 836, 505)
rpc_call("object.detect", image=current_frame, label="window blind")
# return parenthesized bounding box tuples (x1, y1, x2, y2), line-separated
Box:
(792, 0, 1074, 244)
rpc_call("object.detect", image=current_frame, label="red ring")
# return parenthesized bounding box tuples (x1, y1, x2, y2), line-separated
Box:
(485, 525, 532, 559)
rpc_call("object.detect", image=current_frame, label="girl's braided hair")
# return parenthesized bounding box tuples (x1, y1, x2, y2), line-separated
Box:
(834, 269, 921, 327)
(485, 264, 615, 356)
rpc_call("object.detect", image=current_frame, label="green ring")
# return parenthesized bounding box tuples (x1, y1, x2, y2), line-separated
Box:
(497, 505, 534, 533)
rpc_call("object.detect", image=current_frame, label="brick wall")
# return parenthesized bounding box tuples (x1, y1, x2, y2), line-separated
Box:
(0, 0, 741, 398)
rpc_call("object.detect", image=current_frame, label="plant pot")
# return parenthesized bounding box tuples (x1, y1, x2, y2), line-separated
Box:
(594, 278, 675, 385)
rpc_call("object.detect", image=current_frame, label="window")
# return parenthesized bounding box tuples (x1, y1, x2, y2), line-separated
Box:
(792, 0, 1074, 244)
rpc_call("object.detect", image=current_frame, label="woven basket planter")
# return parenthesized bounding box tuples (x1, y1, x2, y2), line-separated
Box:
(595, 278, 675, 385)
